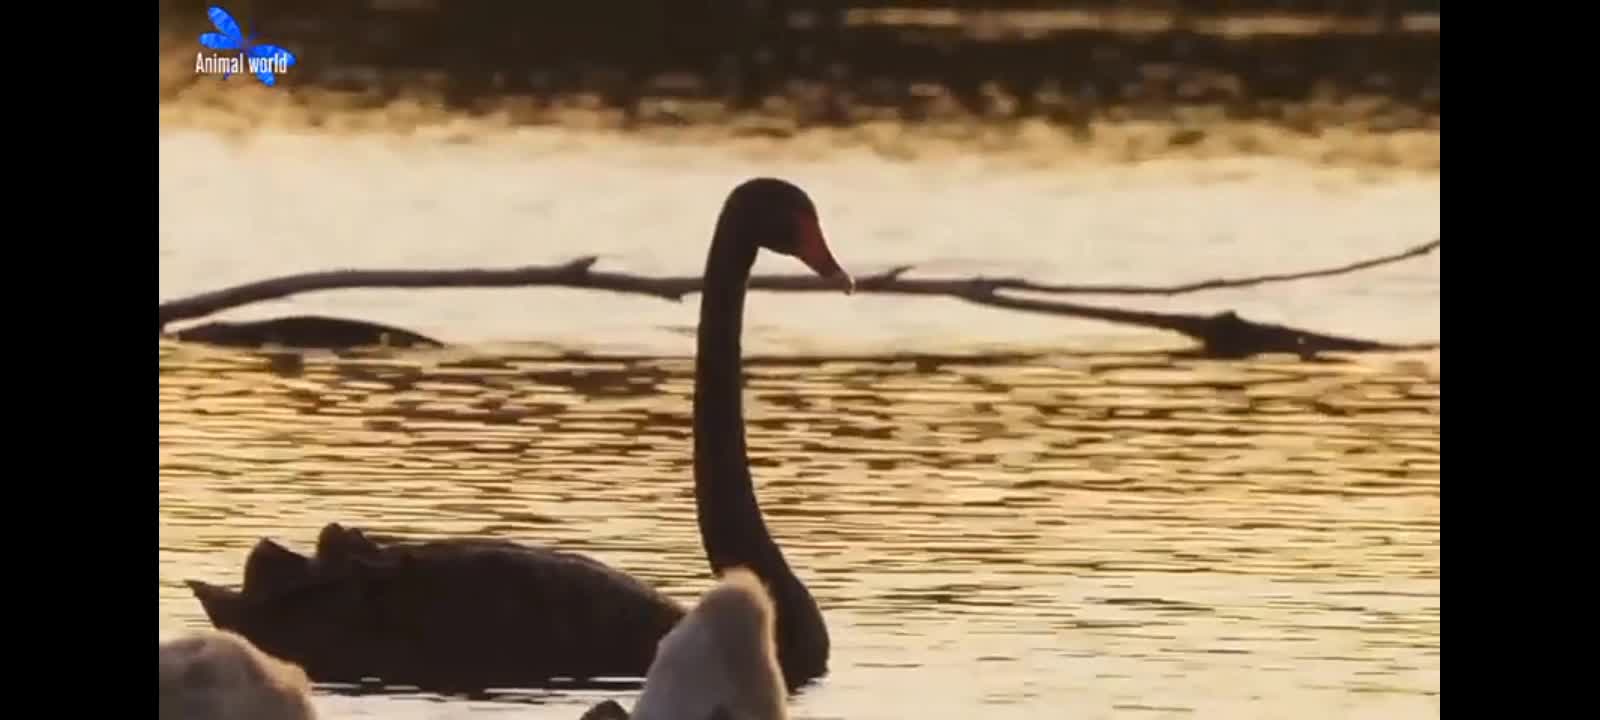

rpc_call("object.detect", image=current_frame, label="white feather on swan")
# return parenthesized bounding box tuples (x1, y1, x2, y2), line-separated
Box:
(159, 628, 318, 720)
(628, 567, 789, 720)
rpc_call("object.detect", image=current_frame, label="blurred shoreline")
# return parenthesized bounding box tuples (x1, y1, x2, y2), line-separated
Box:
(159, 3, 1437, 172)
(159, 94, 1438, 174)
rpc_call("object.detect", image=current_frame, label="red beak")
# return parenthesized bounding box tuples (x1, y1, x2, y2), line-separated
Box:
(794, 214, 855, 294)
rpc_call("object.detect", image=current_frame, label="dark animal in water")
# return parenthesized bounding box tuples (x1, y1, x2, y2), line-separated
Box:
(186, 177, 850, 694)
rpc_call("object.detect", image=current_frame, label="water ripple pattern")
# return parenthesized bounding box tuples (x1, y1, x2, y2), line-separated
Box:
(159, 342, 1439, 720)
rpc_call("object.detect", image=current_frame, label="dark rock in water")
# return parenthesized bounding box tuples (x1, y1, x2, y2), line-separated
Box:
(172, 315, 443, 350)
(185, 523, 686, 694)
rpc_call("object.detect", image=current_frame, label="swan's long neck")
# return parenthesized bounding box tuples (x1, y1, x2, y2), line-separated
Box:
(694, 223, 785, 574)
(693, 218, 830, 689)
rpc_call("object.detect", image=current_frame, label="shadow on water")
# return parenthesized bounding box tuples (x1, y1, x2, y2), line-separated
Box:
(158, 339, 1437, 718)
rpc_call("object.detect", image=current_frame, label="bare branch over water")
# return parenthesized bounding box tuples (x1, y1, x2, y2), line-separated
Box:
(158, 240, 1439, 359)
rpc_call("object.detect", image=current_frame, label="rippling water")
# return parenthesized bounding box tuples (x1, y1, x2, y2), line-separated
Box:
(158, 340, 1439, 720)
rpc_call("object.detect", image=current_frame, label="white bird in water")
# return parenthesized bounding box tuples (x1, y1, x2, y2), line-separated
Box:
(160, 628, 318, 720)
(584, 566, 790, 720)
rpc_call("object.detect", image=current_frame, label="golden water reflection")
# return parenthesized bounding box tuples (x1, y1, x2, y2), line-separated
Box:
(158, 341, 1438, 720)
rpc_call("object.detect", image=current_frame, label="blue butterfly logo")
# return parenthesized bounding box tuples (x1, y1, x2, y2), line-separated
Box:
(198, 6, 296, 87)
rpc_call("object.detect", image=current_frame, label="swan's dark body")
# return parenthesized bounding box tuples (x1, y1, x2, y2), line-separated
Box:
(186, 178, 844, 695)
(187, 525, 685, 692)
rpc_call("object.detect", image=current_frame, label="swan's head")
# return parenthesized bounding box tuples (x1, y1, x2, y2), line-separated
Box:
(723, 177, 855, 294)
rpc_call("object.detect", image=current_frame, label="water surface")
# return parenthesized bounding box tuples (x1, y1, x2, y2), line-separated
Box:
(159, 342, 1439, 720)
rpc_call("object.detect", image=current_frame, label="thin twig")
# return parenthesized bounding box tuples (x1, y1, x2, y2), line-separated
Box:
(983, 238, 1440, 295)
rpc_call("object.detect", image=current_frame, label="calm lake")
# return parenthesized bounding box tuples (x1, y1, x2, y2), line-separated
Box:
(158, 127, 1439, 719)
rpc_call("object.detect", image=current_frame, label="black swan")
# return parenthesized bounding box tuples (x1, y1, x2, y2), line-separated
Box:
(183, 177, 848, 694)
(160, 628, 319, 720)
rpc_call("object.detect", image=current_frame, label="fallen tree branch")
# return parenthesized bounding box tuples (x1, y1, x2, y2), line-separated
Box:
(159, 257, 624, 330)
(158, 241, 1439, 358)
(850, 270, 1434, 358)
(159, 240, 1439, 324)
(1006, 238, 1440, 295)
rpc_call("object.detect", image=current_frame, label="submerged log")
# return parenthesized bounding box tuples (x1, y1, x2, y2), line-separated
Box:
(171, 315, 444, 350)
